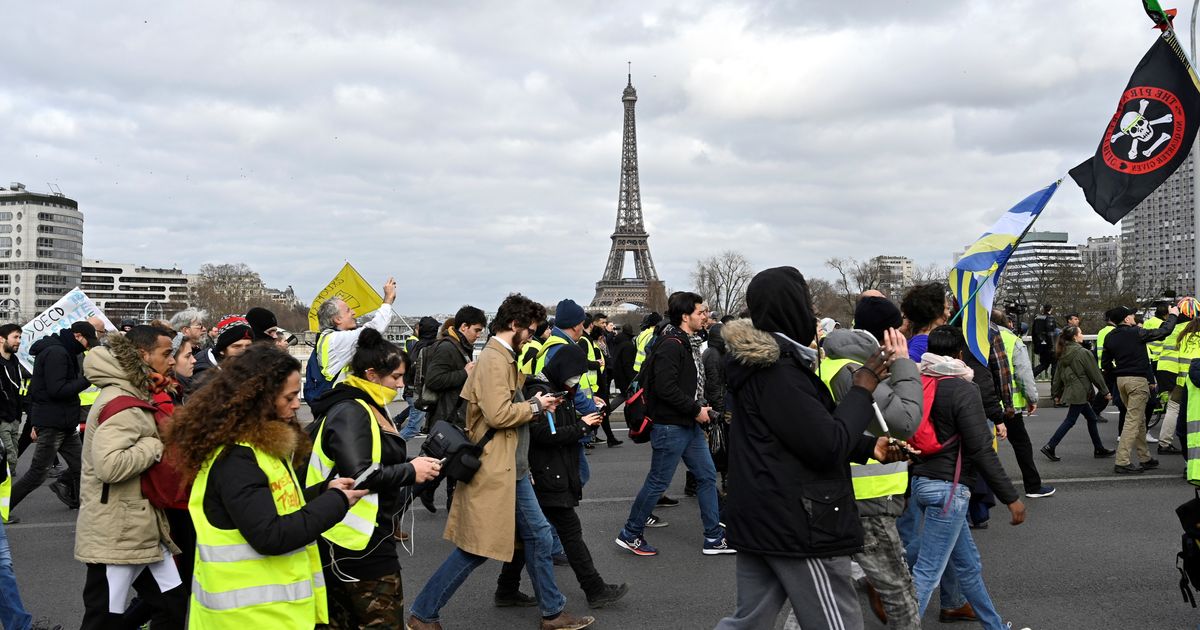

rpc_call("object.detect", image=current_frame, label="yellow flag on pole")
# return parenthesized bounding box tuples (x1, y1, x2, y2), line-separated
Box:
(308, 263, 383, 332)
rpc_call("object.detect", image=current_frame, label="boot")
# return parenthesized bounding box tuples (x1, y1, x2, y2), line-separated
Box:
(419, 486, 437, 514)
(539, 611, 595, 630)
(1040, 444, 1060, 462)
(939, 602, 978, 623)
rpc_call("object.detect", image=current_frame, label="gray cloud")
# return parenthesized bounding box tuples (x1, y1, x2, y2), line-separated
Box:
(0, 0, 1166, 312)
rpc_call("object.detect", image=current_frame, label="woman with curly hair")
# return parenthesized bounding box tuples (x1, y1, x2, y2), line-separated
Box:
(900, 283, 951, 362)
(169, 344, 367, 628)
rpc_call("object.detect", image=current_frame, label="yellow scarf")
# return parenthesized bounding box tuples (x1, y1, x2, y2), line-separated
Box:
(343, 374, 398, 408)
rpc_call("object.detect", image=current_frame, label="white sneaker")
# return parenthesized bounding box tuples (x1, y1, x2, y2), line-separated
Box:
(1147, 433, 1159, 443)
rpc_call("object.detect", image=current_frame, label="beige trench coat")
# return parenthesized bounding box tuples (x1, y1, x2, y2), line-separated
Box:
(443, 337, 534, 562)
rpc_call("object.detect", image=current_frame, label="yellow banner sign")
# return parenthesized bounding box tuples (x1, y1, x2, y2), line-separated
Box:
(307, 263, 383, 332)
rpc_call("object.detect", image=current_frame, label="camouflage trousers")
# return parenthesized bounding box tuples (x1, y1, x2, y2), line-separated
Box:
(322, 571, 405, 630)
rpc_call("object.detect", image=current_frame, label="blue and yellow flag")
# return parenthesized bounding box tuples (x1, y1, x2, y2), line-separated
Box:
(949, 182, 1059, 364)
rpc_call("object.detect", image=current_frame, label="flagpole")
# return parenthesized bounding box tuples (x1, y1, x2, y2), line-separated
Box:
(1192, 1, 1200, 297)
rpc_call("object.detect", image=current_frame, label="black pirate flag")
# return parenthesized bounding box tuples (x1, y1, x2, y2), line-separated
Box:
(1071, 30, 1200, 224)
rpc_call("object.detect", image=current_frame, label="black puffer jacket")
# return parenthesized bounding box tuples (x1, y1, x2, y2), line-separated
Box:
(610, 330, 636, 394)
(909, 376, 1019, 505)
(28, 330, 89, 430)
(723, 319, 876, 558)
(307, 382, 418, 579)
(528, 404, 587, 508)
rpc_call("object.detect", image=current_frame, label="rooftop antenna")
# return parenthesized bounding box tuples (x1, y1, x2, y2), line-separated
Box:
(627, 61, 632, 85)
(46, 182, 63, 197)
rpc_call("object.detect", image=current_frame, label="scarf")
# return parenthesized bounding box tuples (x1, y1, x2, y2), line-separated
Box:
(343, 374, 399, 409)
(919, 353, 974, 380)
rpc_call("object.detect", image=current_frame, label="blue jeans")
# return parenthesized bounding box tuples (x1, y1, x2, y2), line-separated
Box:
(399, 398, 427, 440)
(578, 443, 590, 487)
(910, 477, 1006, 630)
(1047, 403, 1104, 450)
(898, 485, 965, 610)
(0, 519, 32, 630)
(410, 475, 566, 621)
(621, 423, 721, 539)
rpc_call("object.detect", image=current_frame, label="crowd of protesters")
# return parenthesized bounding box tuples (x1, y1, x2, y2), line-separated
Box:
(4, 268, 1197, 629)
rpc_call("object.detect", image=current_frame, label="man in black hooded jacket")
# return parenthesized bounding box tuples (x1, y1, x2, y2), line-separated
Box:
(10, 321, 98, 513)
(715, 267, 896, 630)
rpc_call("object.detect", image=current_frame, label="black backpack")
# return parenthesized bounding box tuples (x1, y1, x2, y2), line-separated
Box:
(410, 344, 437, 411)
(1176, 489, 1200, 607)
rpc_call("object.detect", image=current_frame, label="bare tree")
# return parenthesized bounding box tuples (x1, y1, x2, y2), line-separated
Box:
(808, 277, 852, 324)
(691, 250, 753, 318)
(825, 257, 885, 318)
(191, 263, 269, 318)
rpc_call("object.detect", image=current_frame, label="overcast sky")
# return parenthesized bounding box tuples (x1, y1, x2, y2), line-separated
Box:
(0, 1, 1180, 313)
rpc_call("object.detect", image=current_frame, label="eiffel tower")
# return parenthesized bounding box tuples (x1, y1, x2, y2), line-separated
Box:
(590, 71, 666, 310)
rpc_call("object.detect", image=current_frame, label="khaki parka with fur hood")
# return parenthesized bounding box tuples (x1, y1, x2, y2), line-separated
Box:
(75, 334, 178, 565)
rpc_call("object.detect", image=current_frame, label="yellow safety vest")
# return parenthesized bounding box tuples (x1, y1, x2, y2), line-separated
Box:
(532, 335, 569, 377)
(817, 357, 908, 500)
(580, 336, 600, 394)
(998, 328, 1027, 410)
(79, 385, 100, 407)
(78, 349, 99, 406)
(633, 328, 656, 373)
(1161, 323, 1190, 381)
(519, 339, 543, 375)
(1145, 316, 1166, 362)
(189, 443, 328, 628)
(1186, 372, 1200, 486)
(1178, 331, 1200, 387)
(0, 465, 10, 522)
(1096, 325, 1114, 368)
(306, 400, 381, 551)
(316, 332, 346, 383)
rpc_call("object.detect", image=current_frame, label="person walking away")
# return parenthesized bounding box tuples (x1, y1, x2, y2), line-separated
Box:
(306, 328, 442, 628)
(169, 344, 366, 628)
(398, 316, 440, 440)
(1031, 304, 1058, 379)
(1042, 326, 1114, 461)
(992, 311, 1055, 498)
(0, 324, 24, 480)
(1156, 298, 1199, 452)
(9, 321, 98, 515)
(417, 305, 486, 513)
(716, 267, 902, 630)
(615, 292, 731, 558)
(1091, 310, 1127, 430)
(909, 326, 1027, 630)
(1104, 304, 1178, 473)
(407, 293, 595, 630)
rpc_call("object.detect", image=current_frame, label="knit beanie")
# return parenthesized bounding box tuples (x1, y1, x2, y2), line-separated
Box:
(214, 315, 253, 357)
(854, 296, 903, 342)
(555, 299, 585, 329)
(245, 307, 279, 342)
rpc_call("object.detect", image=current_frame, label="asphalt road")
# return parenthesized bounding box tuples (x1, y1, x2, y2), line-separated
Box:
(6, 403, 1200, 629)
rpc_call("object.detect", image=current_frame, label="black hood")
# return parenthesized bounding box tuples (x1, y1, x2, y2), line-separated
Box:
(30, 329, 84, 357)
(308, 381, 376, 421)
(417, 316, 440, 340)
(706, 323, 726, 354)
(746, 266, 816, 346)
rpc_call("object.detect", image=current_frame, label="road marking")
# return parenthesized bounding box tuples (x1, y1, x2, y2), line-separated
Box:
(6, 521, 74, 530)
